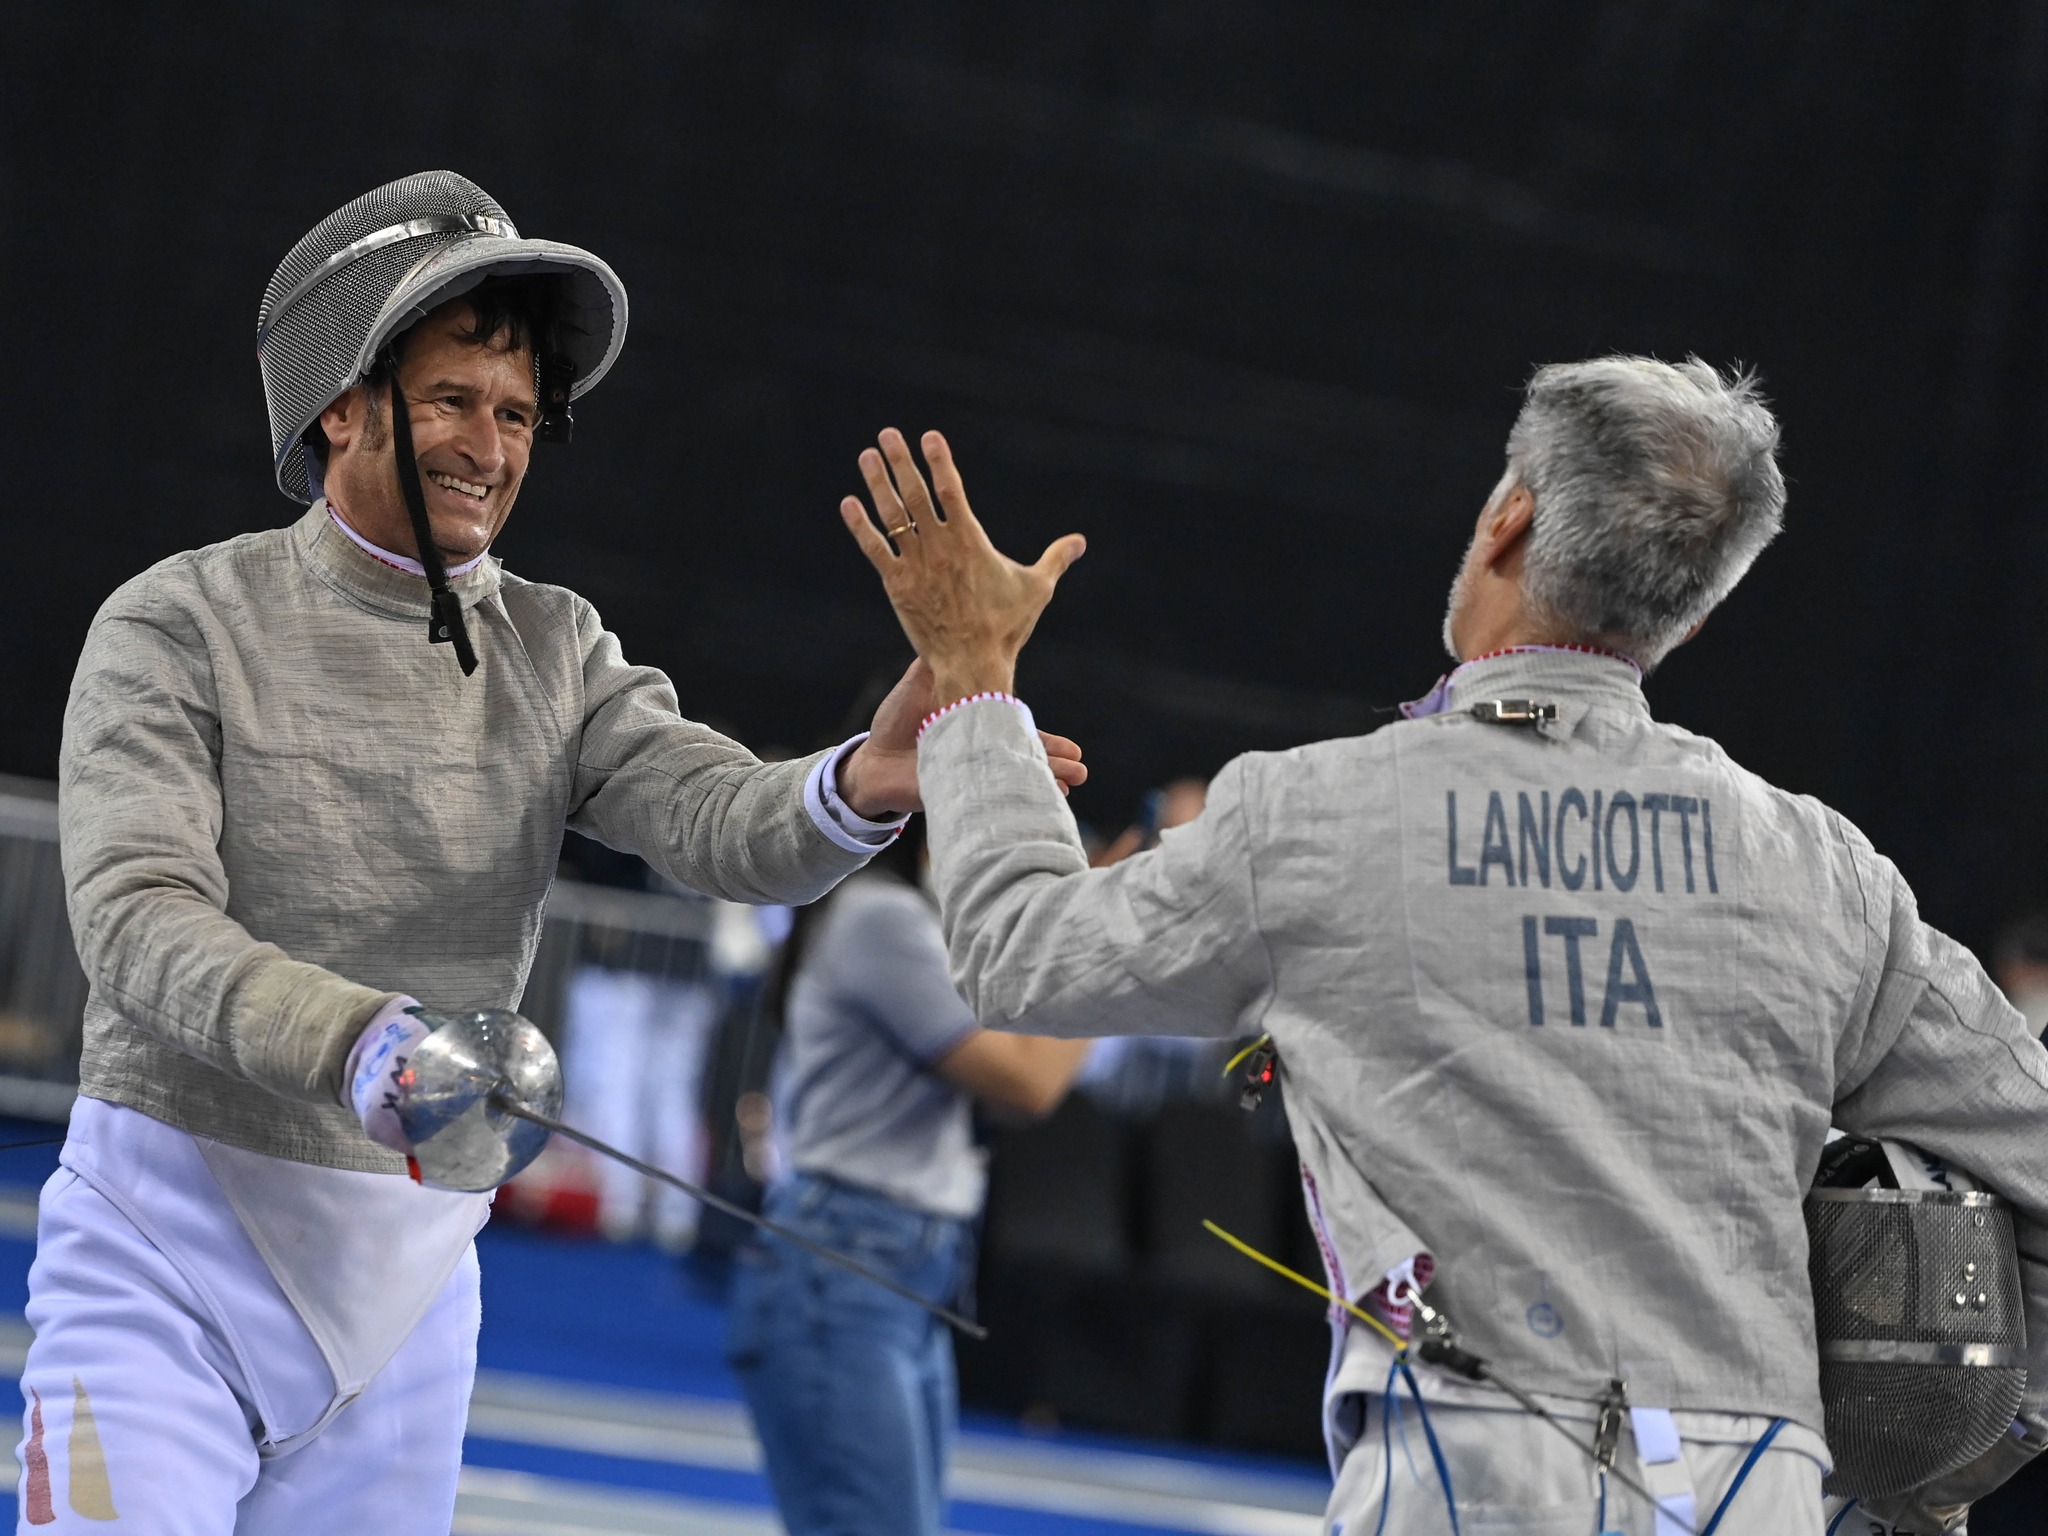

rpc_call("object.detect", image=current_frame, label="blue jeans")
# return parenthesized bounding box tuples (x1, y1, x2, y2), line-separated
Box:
(725, 1173, 971, 1536)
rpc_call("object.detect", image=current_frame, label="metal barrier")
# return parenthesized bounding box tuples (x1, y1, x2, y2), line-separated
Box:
(0, 780, 83, 1120)
(521, 877, 723, 1042)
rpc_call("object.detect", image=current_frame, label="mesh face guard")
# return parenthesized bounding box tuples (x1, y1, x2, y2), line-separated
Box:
(256, 170, 626, 672)
(256, 169, 628, 504)
(1806, 1184, 2027, 1499)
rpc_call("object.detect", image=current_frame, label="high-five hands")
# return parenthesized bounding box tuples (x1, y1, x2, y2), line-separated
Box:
(834, 655, 1088, 816)
(840, 429, 1087, 708)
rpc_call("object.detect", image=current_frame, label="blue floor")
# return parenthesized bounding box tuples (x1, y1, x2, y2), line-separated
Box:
(477, 1221, 743, 1399)
(472, 1216, 1325, 1477)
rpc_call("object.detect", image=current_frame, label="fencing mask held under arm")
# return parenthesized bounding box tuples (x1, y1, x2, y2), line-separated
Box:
(1807, 1137, 2027, 1499)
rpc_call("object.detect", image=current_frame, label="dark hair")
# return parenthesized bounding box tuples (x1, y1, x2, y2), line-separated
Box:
(301, 274, 558, 470)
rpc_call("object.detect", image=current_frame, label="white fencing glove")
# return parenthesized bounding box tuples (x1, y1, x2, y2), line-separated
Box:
(342, 996, 431, 1154)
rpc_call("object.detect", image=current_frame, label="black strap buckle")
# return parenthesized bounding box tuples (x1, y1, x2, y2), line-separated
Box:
(1593, 1378, 1628, 1471)
(536, 352, 575, 444)
(429, 589, 466, 645)
(1238, 1039, 1277, 1111)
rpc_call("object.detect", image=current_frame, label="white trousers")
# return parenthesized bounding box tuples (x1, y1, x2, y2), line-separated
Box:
(15, 1163, 478, 1534)
(1324, 1395, 1829, 1536)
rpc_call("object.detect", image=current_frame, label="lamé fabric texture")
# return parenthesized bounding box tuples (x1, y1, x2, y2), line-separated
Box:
(59, 503, 867, 1172)
(917, 651, 2048, 1439)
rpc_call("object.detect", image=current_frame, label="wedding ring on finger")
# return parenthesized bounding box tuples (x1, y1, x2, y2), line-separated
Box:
(885, 522, 915, 540)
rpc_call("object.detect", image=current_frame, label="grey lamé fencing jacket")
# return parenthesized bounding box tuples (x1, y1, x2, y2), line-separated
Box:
(919, 649, 2048, 1437)
(60, 504, 868, 1172)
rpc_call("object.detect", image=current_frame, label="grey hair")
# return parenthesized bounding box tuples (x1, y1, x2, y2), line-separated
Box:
(1506, 355, 1785, 668)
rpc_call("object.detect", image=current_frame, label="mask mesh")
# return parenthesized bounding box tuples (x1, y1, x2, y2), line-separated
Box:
(257, 172, 513, 502)
(1806, 1191, 2027, 1498)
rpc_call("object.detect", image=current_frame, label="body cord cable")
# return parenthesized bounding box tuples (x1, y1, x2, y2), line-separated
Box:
(1397, 1358, 1462, 1535)
(1696, 1417, 1786, 1536)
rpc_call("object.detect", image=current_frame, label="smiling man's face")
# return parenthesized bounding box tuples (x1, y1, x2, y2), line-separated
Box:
(317, 297, 539, 565)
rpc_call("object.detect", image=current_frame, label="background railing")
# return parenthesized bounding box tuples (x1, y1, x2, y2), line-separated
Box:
(0, 778, 84, 1122)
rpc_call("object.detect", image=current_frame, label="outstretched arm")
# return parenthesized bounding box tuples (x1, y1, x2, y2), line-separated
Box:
(839, 430, 1271, 1039)
(934, 1031, 1092, 1118)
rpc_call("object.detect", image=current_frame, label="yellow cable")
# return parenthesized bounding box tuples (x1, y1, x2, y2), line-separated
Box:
(1221, 1034, 1272, 1077)
(1200, 1219, 1410, 1353)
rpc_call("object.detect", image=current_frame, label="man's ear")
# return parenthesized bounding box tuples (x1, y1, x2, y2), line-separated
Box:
(1481, 482, 1536, 572)
(317, 384, 366, 457)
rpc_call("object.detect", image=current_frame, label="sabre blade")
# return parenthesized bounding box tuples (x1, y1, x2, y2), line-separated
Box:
(488, 1094, 988, 1340)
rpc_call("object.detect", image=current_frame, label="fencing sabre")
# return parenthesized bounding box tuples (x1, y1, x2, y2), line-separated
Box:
(1204, 1220, 1701, 1535)
(491, 1094, 988, 1339)
(395, 1007, 985, 1338)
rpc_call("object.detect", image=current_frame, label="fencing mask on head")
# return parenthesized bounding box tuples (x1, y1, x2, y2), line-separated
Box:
(1807, 1137, 2027, 1500)
(255, 170, 628, 670)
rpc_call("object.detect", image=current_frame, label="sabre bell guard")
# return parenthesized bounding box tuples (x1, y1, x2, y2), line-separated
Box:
(393, 1007, 563, 1192)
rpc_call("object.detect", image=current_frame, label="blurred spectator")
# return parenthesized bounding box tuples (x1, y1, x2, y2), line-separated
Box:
(541, 836, 766, 1248)
(1088, 777, 1210, 869)
(1992, 906, 2048, 1037)
(725, 817, 1091, 1536)
(559, 963, 720, 1246)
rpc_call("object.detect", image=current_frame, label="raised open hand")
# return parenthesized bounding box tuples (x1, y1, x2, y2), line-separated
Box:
(839, 429, 1085, 707)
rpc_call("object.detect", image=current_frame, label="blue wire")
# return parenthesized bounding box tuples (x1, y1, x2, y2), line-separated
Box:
(1397, 1360, 1462, 1536)
(1595, 1470, 1607, 1534)
(1697, 1418, 1786, 1536)
(1373, 1356, 1401, 1536)
(1824, 1499, 1858, 1536)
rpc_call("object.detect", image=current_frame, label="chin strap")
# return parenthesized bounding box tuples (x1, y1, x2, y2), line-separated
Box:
(387, 374, 478, 676)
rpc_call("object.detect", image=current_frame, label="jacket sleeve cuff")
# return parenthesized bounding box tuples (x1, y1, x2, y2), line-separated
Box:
(803, 734, 910, 855)
(917, 692, 1036, 743)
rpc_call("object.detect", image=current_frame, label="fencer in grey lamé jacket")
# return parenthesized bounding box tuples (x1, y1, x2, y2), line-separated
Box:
(918, 649, 2048, 1440)
(60, 503, 869, 1173)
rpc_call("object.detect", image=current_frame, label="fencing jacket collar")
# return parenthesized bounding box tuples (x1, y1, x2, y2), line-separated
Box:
(1403, 644, 1647, 720)
(327, 504, 490, 580)
(296, 500, 501, 623)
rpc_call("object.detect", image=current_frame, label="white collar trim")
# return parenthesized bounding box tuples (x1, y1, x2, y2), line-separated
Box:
(326, 505, 488, 579)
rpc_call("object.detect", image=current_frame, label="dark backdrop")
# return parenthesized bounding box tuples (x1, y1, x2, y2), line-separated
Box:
(7, 3, 2048, 949)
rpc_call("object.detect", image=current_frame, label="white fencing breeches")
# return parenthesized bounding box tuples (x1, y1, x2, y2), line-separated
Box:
(1323, 1395, 1829, 1536)
(15, 1164, 479, 1534)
